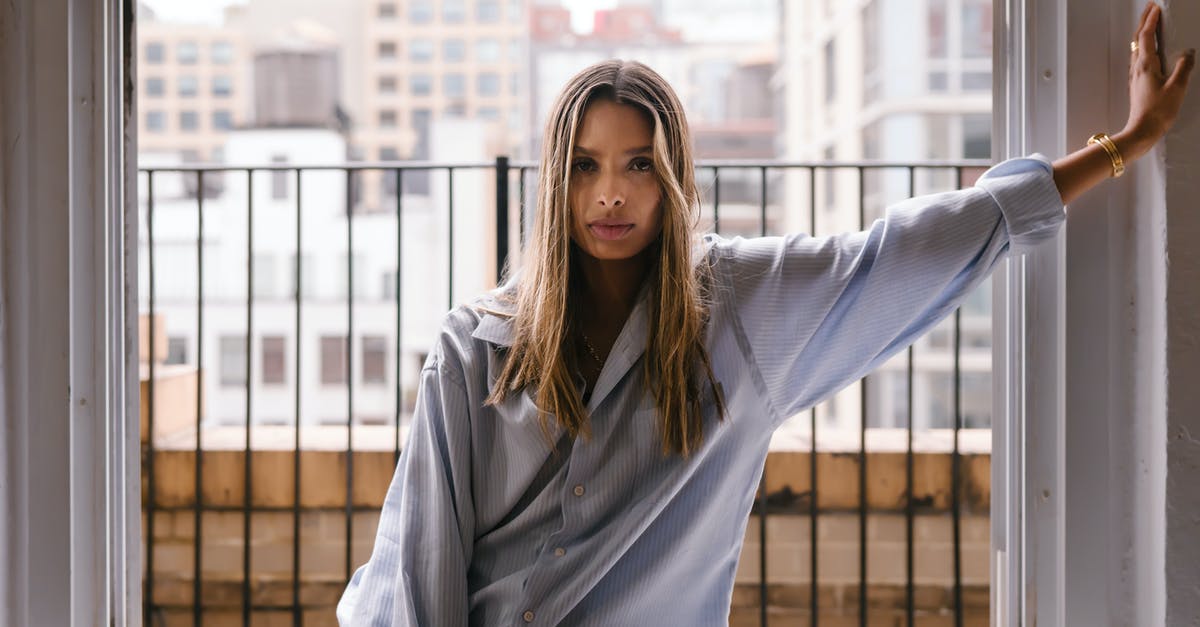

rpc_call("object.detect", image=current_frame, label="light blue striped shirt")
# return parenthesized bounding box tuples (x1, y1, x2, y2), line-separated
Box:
(337, 155, 1064, 626)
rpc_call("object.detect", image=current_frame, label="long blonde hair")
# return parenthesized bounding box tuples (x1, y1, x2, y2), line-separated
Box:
(485, 59, 726, 457)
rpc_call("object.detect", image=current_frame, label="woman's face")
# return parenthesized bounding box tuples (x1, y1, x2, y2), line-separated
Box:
(568, 99, 664, 262)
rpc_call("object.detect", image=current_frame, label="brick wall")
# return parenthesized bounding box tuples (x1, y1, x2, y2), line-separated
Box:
(144, 429, 989, 626)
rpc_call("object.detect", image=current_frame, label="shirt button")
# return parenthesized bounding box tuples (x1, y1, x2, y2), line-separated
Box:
(523, 610, 535, 622)
(573, 484, 585, 497)
(554, 547, 566, 557)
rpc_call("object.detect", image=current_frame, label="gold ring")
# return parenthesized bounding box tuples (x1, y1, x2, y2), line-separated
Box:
(1131, 40, 1139, 52)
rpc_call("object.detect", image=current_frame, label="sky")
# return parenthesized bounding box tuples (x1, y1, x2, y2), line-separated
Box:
(140, 0, 617, 33)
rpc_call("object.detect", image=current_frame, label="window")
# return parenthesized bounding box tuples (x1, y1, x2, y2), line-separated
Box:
(963, 113, 991, 159)
(145, 110, 165, 132)
(928, 0, 947, 58)
(271, 155, 288, 200)
(823, 39, 836, 104)
(144, 77, 164, 97)
(477, 0, 501, 22)
(508, 0, 523, 22)
(382, 271, 398, 299)
(177, 41, 198, 64)
(929, 71, 949, 92)
(362, 336, 387, 384)
(378, 41, 397, 59)
(212, 110, 233, 131)
(178, 75, 198, 97)
(445, 103, 466, 117)
(211, 41, 233, 64)
(476, 38, 500, 63)
(443, 38, 466, 62)
(145, 41, 164, 63)
(963, 71, 991, 91)
(380, 147, 400, 195)
(179, 111, 199, 131)
(379, 109, 397, 127)
(509, 73, 519, 96)
(444, 73, 466, 98)
(961, 0, 992, 58)
(212, 75, 233, 97)
(443, 0, 466, 22)
(261, 336, 286, 385)
(165, 336, 188, 365)
(409, 39, 434, 62)
(477, 72, 500, 96)
(219, 335, 247, 387)
(410, 74, 432, 96)
(320, 336, 347, 385)
(509, 39, 522, 63)
(378, 2, 396, 19)
(822, 146, 836, 212)
(478, 107, 500, 120)
(253, 253, 277, 299)
(409, 0, 432, 23)
(378, 75, 397, 94)
(290, 253, 315, 298)
(862, 1, 881, 104)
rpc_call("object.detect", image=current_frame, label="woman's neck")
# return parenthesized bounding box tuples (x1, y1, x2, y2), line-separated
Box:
(575, 247, 651, 325)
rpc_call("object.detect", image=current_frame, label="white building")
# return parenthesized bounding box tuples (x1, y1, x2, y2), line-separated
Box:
(139, 121, 495, 429)
(779, 0, 994, 433)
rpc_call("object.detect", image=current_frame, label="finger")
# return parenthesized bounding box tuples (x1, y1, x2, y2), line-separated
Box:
(1165, 49, 1197, 91)
(1138, 4, 1159, 55)
(1135, 1, 1153, 37)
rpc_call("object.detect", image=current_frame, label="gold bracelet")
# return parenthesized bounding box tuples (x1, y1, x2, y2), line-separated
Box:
(1087, 132, 1125, 178)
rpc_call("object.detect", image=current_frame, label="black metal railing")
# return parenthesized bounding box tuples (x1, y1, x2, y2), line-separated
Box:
(140, 156, 991, 627)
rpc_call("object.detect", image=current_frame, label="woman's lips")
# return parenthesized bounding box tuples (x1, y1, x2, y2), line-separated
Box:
(589, 224, 634, 240)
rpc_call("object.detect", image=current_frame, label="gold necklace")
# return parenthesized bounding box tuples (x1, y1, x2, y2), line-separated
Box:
(580, 331, 605, 366)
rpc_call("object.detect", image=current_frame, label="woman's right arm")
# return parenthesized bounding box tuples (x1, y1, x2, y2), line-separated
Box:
(337, 355, 475, 626)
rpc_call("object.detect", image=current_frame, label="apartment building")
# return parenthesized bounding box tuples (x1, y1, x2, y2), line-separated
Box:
(137, 6, 250, 167)
(779, 0, 995, 432)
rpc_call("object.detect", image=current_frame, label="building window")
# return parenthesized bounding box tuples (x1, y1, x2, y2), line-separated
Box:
(177, 41, 198, 64)
(212, 110, 233, 131)
(928, 0, 948, 58)
(320, 336, 347, 385)
(219, 335, 247, 387)
(271, 155, 288, 200)
(478, 107, 500, 120)
(378, 2, 396, 19)
(261, 336, 286, 385)
(961, 0, 992, 58)
(443, 38, 466, 62)
(444, 73, 466, 98)
(963, 113, 991, 159)
(409, 0, 433, 23)
(445, 103, 466, 117)
(179, 111, 199, 132)
(508, 0, 522, 23)
(165, 336, 188, 365)
(381, 147, 400, 195)
(476, 38, 500, 63)
(145, 110, 165, 132)
(145, 41, 164, 63)
(443, 0, 466, 22)
(212, 41, 233, 64)
(379, 109, 398, 127)
(823, 39, 836, 104)
(509, 73, 519, 96)
(508, 39, 522, 63)
(145, 77, 165, 97)
(477, 0, 501, 22)
(409, 39, 434, 62)
(378, 41, 397, 59)
(362, 336, 387, 384)
(178, 75, 198, 97)
(290, 253, 315, 298)
(410, 74, 432, 96)
(212, 75, 233, 97)
(378, 75, 397, 94)
(963, 71, 991, 91)
(929, 71, 949, 92)
(477, 72, 500, 97)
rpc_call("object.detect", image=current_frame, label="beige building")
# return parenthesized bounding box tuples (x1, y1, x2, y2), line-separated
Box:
(136, 10, 250, 166)
(357, 0, 530, 209)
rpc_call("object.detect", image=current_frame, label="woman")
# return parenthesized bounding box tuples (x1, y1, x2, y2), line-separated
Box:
(340, 5, 1192, 625)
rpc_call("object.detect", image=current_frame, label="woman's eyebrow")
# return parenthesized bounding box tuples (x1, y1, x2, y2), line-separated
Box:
(573, 145, 653, 156)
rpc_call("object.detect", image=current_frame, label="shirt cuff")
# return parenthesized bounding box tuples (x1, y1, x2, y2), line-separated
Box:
(974, 153, 1066, 249)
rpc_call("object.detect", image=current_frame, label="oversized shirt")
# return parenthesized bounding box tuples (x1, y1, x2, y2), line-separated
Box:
(336, 155, 1066, 626)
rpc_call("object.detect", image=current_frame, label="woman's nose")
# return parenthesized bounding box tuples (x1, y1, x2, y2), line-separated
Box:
(596, 174, 626, 207)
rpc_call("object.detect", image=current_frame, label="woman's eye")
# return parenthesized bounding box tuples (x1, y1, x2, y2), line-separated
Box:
(572, 160, 595, 173)
(631, 159, 653, 172)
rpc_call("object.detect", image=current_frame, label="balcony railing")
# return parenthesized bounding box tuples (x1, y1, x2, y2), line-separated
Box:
(140, 156, 993, 627)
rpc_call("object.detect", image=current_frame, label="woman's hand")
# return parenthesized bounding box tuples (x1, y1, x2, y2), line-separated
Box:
(1117, 2, 1195, 161)
(1053, 2, 1194, 205)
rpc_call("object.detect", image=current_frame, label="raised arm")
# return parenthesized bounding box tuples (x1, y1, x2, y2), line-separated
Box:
(1052, 3, 1194, 205)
